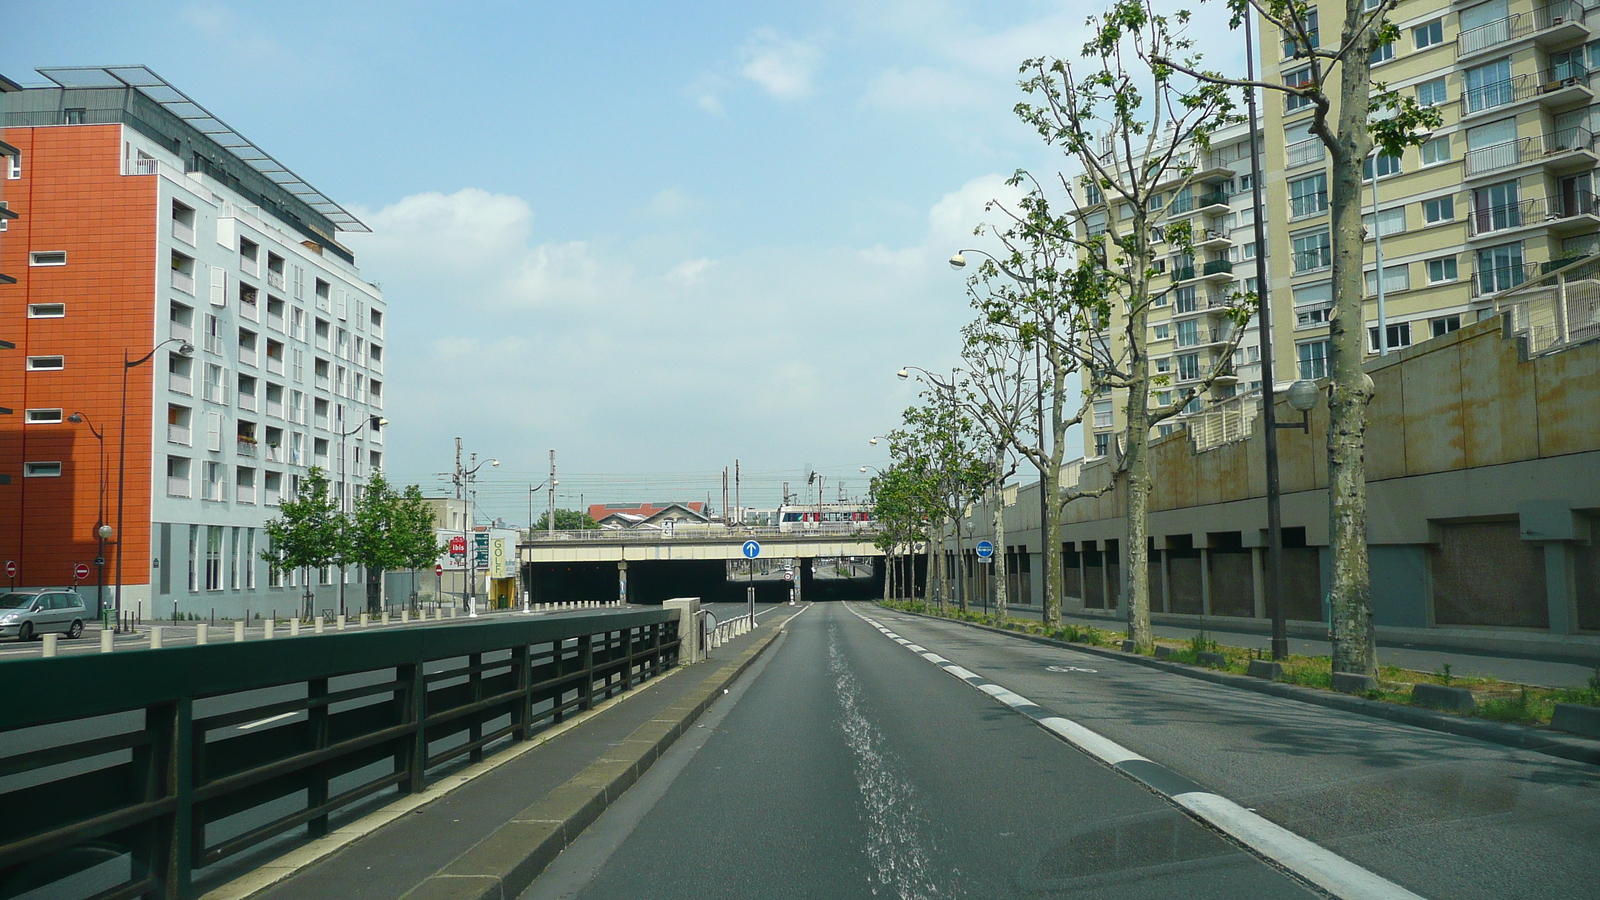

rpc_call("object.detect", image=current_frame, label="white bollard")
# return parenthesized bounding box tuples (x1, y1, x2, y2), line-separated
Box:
(314, 616, 325, 634)
(401, 610, 410, 624)
(337, 614, 347, 630)
(450, 608, 458, 619)
(234, 621, 246, 642)
(381, 611, 390, 625)
(290, 617, 301, 637)
(42, 633, 58, 657)
(101, 629, 115, 653)
(264, 620, 275, 640)
(196, 623, 209, 645)
(150, 626, 164, 649)
(360, 613, 369, 627)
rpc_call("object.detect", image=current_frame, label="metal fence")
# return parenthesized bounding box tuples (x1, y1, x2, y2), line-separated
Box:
(0, 610, 679, 899)
(1496, 255, 1600, 355)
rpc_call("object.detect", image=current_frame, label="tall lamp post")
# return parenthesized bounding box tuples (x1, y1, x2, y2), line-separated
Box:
(68, 412, 112, 622)
(337, 414, 387, 616)
(950, 249, 1050, 613)
(117, 339, 193, 633)
(452, 441, 499, 616)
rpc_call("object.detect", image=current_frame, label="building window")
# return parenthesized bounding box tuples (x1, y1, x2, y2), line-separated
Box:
(1363, 207, 1407, 237)
(1423, 196, 1455, 223)
(1363, 153, 1402, 180)
(1153, 323, 1170, 340)
(1288, 172, 1328, 219)
(1431, 315, 1462, 337)
(1413, 19, 1443, 49)
(27, 303, 66, 318)
(245, 529, 257, 589)
(1370, 39, 1394, 65)
(23, 462, 62, 477)
(1093, 400, 1114, 428)
(1416, 77, 1448, 107)
(188, 526, 200, 592)
(29, 251, 66, 266)
(1420, 136, 1451, 165)
(1177, 353, 1201, 380)
(1476, 242, 1526, 293)
(1093, 432, 1111, 457)
(1464, 58, 1514, 114)
(26, 356, 64, 371)
(1282, 11, 1318, 58)
(206, 526, 223, 591)
(24, 409, 63, 424)
(1284, 67, 1314, 111)
(1368, 322, 1413, 353)
(1365, 264, 1411, 295)
(1293, 282, 1333, 328)
(1427, 256, 1460, 283)
(230, 527, 242, 590)
(1176, 319, 1201, 347)
(5, 154, 18, 179)
(1292, 228, 1332, 273)
(1297, 340, 1330, 379)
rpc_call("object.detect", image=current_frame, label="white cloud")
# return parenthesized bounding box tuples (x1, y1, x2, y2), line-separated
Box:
(862, 66, 984, 111)
(643, 188, 701, 219)
(739, 28, 821, 99)
(668, 258, 715, 283)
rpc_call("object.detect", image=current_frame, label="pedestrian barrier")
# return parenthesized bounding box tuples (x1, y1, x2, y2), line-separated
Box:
(0, 609, 680, 900)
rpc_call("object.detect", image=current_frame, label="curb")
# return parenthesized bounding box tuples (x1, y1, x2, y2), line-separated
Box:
(878, 605, 1600, 768)
(398, 618, 791, 900)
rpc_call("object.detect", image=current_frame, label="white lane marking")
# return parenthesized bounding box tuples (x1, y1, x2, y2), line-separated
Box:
(1173, 792, 1430, 900)
(846, 603, 1433, 900)
(238, 711, 298, 731)
(1045, 665, 1098, 673)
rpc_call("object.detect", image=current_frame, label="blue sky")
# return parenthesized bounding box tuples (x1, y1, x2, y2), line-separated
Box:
(5, 1, 1247, 523)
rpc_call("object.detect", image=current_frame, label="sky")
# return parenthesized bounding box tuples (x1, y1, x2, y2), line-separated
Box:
(4, 1, 1248, 525)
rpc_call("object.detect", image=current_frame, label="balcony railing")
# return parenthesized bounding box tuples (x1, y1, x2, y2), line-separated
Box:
(1290, 191, 1328, 219)
(266, 354, 284, 375)
(237, 439, 258, 458)
(239, 296, 259, 322)
(171, 268, 195, 295)
(1472, 261, 1532, 296)
(266, 399, 284, 419)
(1286, 137, 1325, 167)
(169, 320, 193, 341)
(264, 487, 281, 506)
(1464, 127, 1597, 176)
(167, 424, 191, 446)
(168, 372, 193, 395)
(238, 393, 257, 413)
(240, 255, 259, 277)
(239, 347, 258, 367)
(1458, 2, 1586, 56)
(237, 483, 256, 504)
(266, 443, 284, 463)
(1195, 188, 1229, 210)
(1462, 71, 1590, 117)
(167, 476, 192, 498)
(203, 481, 225, 502)
(1469, 192, 1599, 236)
(172, 220, 195, 246)
(267, 269, 286, 290)
(1202, 258, 1235, 276)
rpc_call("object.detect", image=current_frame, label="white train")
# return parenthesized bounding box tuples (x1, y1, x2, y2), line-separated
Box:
(776, 502, 875, 533)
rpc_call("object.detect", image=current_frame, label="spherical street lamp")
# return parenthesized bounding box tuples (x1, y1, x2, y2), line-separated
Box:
(1285, 379, 1321, 412)
(948, 253, 967, 269)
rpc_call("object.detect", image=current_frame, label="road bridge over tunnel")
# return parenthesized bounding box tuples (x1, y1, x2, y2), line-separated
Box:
(523, 557, 889, 605)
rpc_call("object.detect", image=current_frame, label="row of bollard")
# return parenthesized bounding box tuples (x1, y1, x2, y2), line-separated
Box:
(706, 613, 756, 651)
(41, 598, 626, 657)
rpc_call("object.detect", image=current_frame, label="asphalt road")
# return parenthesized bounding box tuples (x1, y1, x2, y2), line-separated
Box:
(522, 602, 1320, 900)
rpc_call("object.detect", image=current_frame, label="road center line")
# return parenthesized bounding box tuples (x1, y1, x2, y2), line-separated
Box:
(845, 603, 1432, 900)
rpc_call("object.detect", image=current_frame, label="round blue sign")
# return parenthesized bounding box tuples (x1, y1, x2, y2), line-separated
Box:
(975, 540, 995, 559)
(742, 540, 761, 559)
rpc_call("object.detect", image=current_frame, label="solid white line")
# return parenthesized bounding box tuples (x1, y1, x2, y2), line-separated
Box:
(237, 711, 298, 730)
(844, 602, 1432, 900)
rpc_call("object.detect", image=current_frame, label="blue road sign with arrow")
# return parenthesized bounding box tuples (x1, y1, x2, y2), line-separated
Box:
(976, 540, 995, 559)
(742, 540, 761, 559)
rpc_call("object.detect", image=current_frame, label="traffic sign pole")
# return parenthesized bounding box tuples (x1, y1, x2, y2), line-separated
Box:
(741, 541, 761, 625)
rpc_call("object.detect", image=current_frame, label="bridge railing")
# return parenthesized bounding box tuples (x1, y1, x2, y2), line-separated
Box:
(523, 523, 885, 543)
(0, 610, 679, 899)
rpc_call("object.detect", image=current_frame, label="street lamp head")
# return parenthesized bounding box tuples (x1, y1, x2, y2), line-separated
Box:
(860, 466, 868, 473)
(948, 253, 967, 269)
(68, 413, 83, 423)
(896, 368, 909, 380)
(176, 342, 195, 357)
(370, 415, 388, 430)
(490, 459, 500, 467)
(868, 437, 878, 445)
(1285, 379, 1321, 412)
(97, 524, 114, 540)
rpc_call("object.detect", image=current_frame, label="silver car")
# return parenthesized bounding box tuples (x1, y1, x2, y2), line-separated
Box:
(0, 590, 88, 641)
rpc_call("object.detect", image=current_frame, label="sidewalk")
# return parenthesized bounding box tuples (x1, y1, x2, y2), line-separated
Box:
(956, 602, 1599, 689)
(204, 611, 784, 900)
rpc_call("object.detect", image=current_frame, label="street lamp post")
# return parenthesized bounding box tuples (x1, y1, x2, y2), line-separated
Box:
(453, 439, 499, 616)
(68, 412, 111, 622)
(117, 339, 193, 633)
(337, 414, 387, 617)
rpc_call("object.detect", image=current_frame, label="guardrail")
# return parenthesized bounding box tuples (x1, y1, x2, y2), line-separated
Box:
(523, 523, 885, 543)
(0, 609, 679, 899)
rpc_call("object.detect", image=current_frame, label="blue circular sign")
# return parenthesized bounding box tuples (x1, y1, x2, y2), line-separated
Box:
(742, 540, 761, 559)
(975, 540, 995, 559)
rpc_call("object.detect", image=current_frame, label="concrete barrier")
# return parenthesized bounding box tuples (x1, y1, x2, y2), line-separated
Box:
(1551, 703, 1600, 738)
(381, 612, 390, 626)
(1154, 646, 1176, 659)
(337, 614, 347, 631)
(314, 616, 325, 634)
(360, 613, 369, 627)
(1195, 651, 1227, 668)
(101, 630, 114, 653)
(290, 618, 301, 637)
(41, 634, 57, 657)
(1246, 660, 1283, 681)
(1412, 683, 1476, 712)
(234, 621, 246, 642)
(150, 627, 164, 649)
(264, 620, 275, 640)
(196, 623, 209, 645)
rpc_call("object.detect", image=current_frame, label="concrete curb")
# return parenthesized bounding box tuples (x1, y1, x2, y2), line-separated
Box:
(397, 618, 792, 900)
(878, 605, 1600, 768)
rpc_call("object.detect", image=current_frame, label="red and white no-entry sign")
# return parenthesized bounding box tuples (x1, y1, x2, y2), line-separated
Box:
(4, 561, 15, 578)
(75, 563, 90, 580)
(435, 563, 444, 577)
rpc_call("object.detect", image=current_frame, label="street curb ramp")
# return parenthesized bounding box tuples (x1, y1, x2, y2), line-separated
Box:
(880, 605, 1600, 768)
(397, 622, 786, 900)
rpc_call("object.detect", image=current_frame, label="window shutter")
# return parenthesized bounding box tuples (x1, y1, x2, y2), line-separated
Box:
(336, 289, 348, 320)
(210, 267, 227, 307)
(207, 412, 222, 451)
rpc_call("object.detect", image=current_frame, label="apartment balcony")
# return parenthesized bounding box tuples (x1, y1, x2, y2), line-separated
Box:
(169, 320, 192, 342)
(171, 268, 195, 295)
(171, 220, 195, 246)
(239, 347, 258, 367)
(1467, 193, 1600, 239)
(1471, 255, 1595, 297)
(1461, 72, 1593, 120)
(167, 477, 192, 499)
(1464, 127, 1598, 180)
(1286, 137, 1325, 169)
(264, 487, 281, 507)
(168, 372, 193, 395)
(267, 310, 285, 332)
(1195, 229, 1233, 251)
(266, 443, 285, 463)
(265, 355, 284, 376)
(266, 399, 284, 419)
(267, 269, 286, 290)
(240, 255, 259, 278)
(240, 296, 259, 322)
(235, 439, 257, 458)
(1457, 1, 1588, 62)
(1199, 258, 1235, 282)
(237, 483, 256, 505)
(167, 424, 191, 446)
(238, 393, 257, 413)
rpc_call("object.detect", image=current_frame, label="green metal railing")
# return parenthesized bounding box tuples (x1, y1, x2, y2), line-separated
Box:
(0, 610, 679, 899)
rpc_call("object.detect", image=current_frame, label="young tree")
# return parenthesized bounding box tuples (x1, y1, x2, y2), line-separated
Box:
(535, 509, 601, 531)
(1152, 0, 1440, 674)
(393, 484, 447, 609)
(347, 471, 406, 613)
(261, 468, 348, 618)
(1005, 8, 1257, 651)
(893, 385, 993, 611)
(960, 316, 1035, 621)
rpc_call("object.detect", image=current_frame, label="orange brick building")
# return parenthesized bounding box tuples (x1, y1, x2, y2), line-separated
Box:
(0, 67, 385, 620)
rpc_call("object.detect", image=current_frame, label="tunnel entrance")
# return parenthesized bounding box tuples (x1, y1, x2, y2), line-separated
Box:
(523, 556, 887, 605)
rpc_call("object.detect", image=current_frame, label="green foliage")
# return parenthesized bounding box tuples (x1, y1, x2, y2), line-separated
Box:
(1435, 662, 1454, 685)
(394, 484, 447, 573)
(534, 508, 600, 531)
(261, 468, 348, 576)
(347, 471, 407, 575)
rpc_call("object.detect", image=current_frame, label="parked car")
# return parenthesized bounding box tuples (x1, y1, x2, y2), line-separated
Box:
(0, 590, 88, 641)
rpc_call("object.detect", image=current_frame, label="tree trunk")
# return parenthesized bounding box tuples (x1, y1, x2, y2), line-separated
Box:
(1123, 279, 1155, 652)
(929, 518, 945, 607)
(954, 517, 969, 613)
(883, 548, 893, 601)
(992, 451, 1009, 622)
(1041, 467, 1061, 628)
(1326, 2, 1379, 676)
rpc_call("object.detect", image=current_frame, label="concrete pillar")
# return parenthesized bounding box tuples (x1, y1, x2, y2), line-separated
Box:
(663, 597, 703, 664)
(1199, 548, 1212, 617)
(1251, 547, 1266, 620)
(359, 612, 369, 627)
(150, 626, 164, 649)
(1160, 548, 1173, 614)
(196, 623, 209, 645)
(401, 610, 410, 624)
(101, 629, 115, 653)
(42, 633, 57, 657)
(381, 611, 390, 626)
(1544, 543, 1577, 635)
(234, 620, 246, 642)
(290, 617, 301, 636)
(337, 614, 346, 630)
(618, 560, 629, 607)
(264, 620, 274, 640)
(314, 616, 325, 633)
